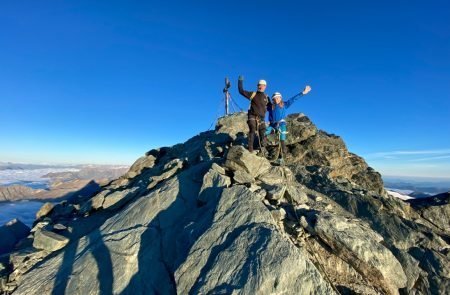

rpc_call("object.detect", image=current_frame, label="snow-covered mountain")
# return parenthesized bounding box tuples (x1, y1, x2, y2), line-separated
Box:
(386, 189, 414, 200)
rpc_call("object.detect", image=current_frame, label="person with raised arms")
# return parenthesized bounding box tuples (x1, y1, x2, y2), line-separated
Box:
(238, 75, 269, 154)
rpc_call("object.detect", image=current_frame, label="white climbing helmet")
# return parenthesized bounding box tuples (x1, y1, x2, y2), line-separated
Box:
(258, 79, 267, 86)
(272, 92, 282, 99)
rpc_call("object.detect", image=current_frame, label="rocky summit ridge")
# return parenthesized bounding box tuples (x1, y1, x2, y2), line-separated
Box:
(1, 112, 449, 294)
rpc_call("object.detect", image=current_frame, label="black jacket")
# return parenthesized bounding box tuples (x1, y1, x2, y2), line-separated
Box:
(238, 79, 268, 118)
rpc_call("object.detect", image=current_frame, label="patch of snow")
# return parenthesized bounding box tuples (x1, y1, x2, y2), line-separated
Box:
(387, 190, 414, 201)
(385, 188, 414, 195)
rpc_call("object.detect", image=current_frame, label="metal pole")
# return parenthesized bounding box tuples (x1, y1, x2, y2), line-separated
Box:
(223, 77, 231, 116)
(225, 91, 229, 115)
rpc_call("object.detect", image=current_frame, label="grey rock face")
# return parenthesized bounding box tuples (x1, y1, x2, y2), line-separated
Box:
(258, 165, 294, 186)
(175, 185, 336, 295)
(147, 158, 184, 189)
(285, 184, 309, 204)
(4, 112, 449, 295)
(102, 187, 140, 210)
(407, 192, 450, 232)
(215, 112, 248, 140)
(307, 212, 407, 294)
(232, 170, 255, 184)
(33, 229, 69, 252)
(225, 145, 271, 178)
(127, 154, 157, 177)
(266, 185, 286, 202)
(198, 166, 231, 204)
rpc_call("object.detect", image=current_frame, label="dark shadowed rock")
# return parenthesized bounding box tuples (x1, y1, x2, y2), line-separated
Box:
(0, 219, 30, 255)
(407, 192, 450, 232)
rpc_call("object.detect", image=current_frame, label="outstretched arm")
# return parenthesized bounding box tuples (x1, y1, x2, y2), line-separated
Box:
(238, 75, 254, 100)
(285, 85, 312, 108)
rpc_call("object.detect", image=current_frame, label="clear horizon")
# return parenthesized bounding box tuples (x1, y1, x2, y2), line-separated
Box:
(1, 1, 449, 177)
(2, 147, 450, 180)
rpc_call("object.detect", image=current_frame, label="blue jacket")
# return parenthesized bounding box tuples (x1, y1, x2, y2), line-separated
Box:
(267, 93, 303, 126)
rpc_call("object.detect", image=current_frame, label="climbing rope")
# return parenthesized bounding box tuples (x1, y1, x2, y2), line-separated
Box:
(207, 95, 228, 131)
(228, 93, 244, 112)
(208, 91, 244, 131)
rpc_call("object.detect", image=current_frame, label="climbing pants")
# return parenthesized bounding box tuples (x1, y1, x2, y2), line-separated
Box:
(247, 113, 266, 152)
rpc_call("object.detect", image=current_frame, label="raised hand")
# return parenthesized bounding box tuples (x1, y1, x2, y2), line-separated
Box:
(302, 85, 312, 95)
(238, 75, 244, 81)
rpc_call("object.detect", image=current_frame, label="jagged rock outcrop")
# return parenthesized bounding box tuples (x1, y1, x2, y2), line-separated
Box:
(407, 192, 450, 232)
(304, 211, 407, 294)
(0, 220, 30, 255)
(32, 229, 69, 252)
(2, 112, 449, 295)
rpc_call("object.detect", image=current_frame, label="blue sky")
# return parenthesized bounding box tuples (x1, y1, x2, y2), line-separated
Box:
(0, 1, 449, 177)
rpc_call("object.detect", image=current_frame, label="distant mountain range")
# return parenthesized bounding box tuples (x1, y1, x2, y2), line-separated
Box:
(0, 163, 129, 203)
(383, 175, 450, 198)
(0, 162, 128, 171)
(0, 162, 74, 170)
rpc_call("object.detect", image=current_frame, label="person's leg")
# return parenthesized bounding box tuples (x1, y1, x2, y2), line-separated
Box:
(280, 140, 287, 158)
(258, 118, 267, 148)
(247, 115, 257, 152)
(265, 126, 274, 136)
(280, 125, 288, 158)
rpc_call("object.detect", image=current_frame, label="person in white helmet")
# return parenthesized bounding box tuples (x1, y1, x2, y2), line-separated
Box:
(266, 86, 312, 163)
(238, 75, 269, 153)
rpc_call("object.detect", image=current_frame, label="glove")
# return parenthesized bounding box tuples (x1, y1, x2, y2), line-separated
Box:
(238, 75, 244, 81)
